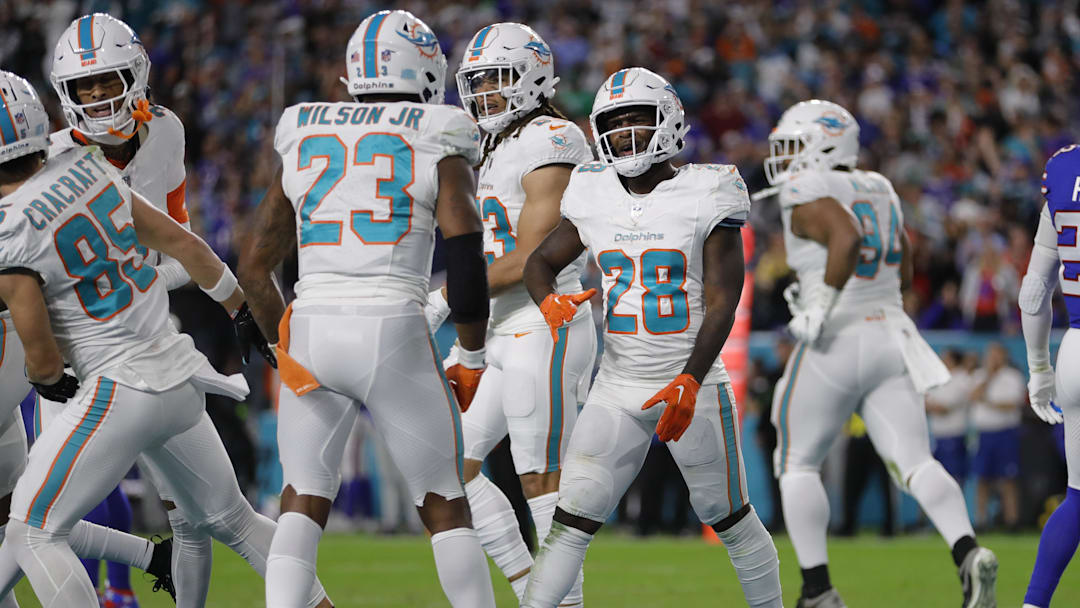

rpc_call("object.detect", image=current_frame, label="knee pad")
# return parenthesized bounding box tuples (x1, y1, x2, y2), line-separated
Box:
(557, 460, 616, 523)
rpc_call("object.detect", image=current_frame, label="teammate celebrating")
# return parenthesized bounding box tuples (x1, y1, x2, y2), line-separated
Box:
(425, 22, 595, 603)
(1019, 144, 1080, 608)
(763, 100, 996, 608)
(23, 15, 333, 608)
(237, 10, 495, 608)
(44, 13, 189, 605)
(520, 68, 782, 608)
(0, 70, 278, 607)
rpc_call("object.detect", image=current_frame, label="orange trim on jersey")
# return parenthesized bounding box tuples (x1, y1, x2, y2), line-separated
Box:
(71, 130, 128, 169)
(275, 303, 320, 396)
(167, 179, 189, 224)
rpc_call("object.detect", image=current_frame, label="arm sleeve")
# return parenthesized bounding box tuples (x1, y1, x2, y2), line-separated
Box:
(155, 256, 191, 290)
(1020, 203, 1060, 370)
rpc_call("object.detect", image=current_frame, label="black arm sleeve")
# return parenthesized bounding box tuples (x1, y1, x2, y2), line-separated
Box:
(443, 231, 490, 324)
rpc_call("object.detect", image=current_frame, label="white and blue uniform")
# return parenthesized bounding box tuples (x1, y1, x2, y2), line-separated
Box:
(771, 168, 950, 482)
(274, 100, 482, 506)
(555, 162, 750, 526)
(462, 116, 596, 475)
(1033, 145, 1080, 489)
(0, 147, 246, 535)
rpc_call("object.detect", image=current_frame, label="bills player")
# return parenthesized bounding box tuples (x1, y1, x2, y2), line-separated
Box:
(237, 10, 495, 608)
(30, 16, 334, 608)
(0, 70, 287, 607)
(424, 22, 595, 603)
(44, 13, 188, 605)
(520, 68, 782, 608)
(764, 100, 996, 608)
(1019, 145, 1080, 608)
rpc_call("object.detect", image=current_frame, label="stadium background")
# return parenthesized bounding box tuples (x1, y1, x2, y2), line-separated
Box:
(2, 0, 1079, 605)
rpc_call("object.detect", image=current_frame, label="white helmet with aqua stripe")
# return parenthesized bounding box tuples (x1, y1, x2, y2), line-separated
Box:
(0, 71, 50, 165)
(589, 68, 688, 178)
(343, 10, 447, 104)
(50, 13, 151, 141)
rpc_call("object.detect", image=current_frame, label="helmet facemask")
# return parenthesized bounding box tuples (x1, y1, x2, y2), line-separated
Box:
(764, 130, 855, 186)
(457, 62, 547, 134)
(54, 66, 148, 141)
(592, 102, 682, 178)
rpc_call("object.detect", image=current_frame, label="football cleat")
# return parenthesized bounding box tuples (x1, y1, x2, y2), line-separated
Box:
(145, 535, 176, 601)
(796, 587, 847, 608)
(959, 546, 997, 608)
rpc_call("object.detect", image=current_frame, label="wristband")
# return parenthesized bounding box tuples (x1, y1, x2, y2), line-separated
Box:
(457, 344, 486, 369)
(202, 265, 238, 302)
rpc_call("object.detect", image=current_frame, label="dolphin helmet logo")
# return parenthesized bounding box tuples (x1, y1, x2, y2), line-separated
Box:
(814, 112, 848, 136)
(396, 24, 439, 58)
(524, 40, 551, 64)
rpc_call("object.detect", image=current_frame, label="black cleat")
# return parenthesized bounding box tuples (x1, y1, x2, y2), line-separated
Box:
(145, 535, 176, 602)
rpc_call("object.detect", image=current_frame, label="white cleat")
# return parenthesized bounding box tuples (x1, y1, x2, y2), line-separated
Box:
(959, 547, 998, 608)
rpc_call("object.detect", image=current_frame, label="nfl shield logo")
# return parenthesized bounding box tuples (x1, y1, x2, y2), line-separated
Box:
(381, 49, 393, 62)
(350, 51, 360, 63)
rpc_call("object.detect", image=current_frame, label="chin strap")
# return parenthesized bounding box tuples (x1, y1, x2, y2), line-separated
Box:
(107, 99, 154, 140)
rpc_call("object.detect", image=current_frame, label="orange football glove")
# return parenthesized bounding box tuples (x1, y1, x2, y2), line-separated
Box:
(641, 374, 701, 442)
(445, 364, 484, 412)
(539, 289, 597, 339)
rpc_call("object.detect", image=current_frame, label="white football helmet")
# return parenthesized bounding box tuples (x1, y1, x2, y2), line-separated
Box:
(50, 13, 151, 141)
(455, 23, 557, 134)
(0, 71, 49, 164)
(764, 99, 860, 185)
(590, 68, 688, 178)
(342, 10, 447, 104)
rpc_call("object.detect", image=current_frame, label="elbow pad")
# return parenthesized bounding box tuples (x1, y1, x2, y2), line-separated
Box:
(444, 232, 489, 324)
(1018, 272, 1051, 315)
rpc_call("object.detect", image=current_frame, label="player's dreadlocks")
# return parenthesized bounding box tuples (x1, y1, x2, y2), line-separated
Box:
(478, 97, 571, 167)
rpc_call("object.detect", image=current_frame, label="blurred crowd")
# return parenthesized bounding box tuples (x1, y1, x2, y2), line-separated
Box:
(4, 0, 1079, 333)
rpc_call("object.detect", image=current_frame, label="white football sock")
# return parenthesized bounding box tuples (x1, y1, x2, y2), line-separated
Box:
(527, 493, 583, 606)
(168, 509, 212, 608)
(7, 519, 98, 607)
(430, 527, 496, 608)
(716, 507, 783, 607)
(780, 471, 830, 568)
(266, 512, 322, 608)
(522, 522, 592, 608)
(0, 525, 18, 608)
(206, 498, 329, 608)
(907, 460, 975, 546)
(466, 475, 532, 599)
(68, 520, 154, 570)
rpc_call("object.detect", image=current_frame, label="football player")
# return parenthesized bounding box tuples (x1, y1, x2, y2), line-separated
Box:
(764, 100, 996, 608)
(0, 70, 283, 607)
(1019, 144, 1080, 608)
(237, 10, 495, 608)
(520, 68, 782, 608)
(30, 15, 333, 608)
(425, 22, 595, 604)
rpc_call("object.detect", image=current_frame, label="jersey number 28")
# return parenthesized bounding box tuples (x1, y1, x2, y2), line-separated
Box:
(597, 249, 689, 334)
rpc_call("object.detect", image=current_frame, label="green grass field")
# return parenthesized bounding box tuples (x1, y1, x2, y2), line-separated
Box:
(12, 531, 1079, 606)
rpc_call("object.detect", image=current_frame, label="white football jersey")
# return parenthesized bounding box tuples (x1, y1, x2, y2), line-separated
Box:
(49, 105, 189, 266)
(478, 115, 593, 334)
(562, 162, 750, 385)
(779, 168, 905, 324)
(0, 147, 205, 385)
(275, 101, 481, 305)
